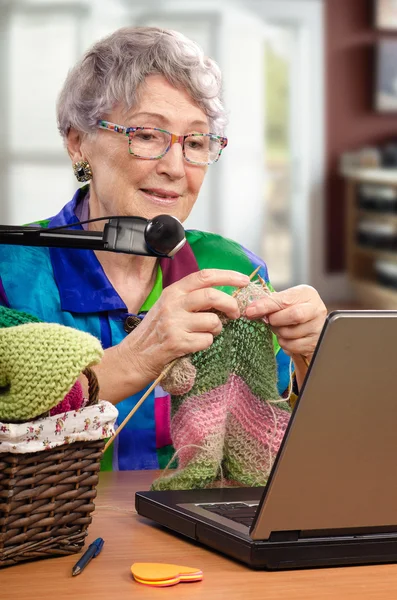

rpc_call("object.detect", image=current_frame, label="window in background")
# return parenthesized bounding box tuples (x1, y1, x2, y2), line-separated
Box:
(3, 3, 86, 225)
(262, 25, 294, 290)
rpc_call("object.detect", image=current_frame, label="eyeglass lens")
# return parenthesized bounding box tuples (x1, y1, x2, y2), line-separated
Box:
(128, 129, 222, 163)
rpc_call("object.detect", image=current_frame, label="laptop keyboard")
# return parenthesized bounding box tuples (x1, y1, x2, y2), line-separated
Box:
(197, 502, 259, 527)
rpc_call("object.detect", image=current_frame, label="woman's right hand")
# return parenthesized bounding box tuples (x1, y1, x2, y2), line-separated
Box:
(116, 269, 250, 385)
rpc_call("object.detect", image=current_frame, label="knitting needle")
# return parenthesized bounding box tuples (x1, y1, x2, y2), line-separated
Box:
(104, 265, 311, 453)
(103, 266, 310, 453)
(103, 359, 177, 453)
(103, 267, 262, 453)
(232, 265, 261, 297)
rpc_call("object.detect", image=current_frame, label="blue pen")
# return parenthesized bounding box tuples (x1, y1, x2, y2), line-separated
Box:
(72, 538, 104, 576)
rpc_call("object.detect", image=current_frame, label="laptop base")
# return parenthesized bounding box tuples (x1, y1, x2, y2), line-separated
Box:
(136, 488, 397, 570)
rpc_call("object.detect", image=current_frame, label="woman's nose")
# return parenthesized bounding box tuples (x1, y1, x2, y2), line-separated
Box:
(156, 141, 186, 179)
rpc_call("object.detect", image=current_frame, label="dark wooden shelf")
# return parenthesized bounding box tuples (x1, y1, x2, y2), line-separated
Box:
(350, 277, 397, 309)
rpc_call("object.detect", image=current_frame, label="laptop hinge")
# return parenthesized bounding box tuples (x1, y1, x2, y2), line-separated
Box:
(269, 530, 300, 542)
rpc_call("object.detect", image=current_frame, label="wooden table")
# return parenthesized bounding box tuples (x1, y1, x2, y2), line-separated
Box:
(2, 471, 397, 599)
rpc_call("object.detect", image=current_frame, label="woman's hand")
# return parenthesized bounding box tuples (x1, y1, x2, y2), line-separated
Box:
(117, 269, 250, 385)
(245, 284, 327, 361)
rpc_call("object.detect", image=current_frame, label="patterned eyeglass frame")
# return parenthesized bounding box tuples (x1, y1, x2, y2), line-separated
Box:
(97, 120, 228, 165)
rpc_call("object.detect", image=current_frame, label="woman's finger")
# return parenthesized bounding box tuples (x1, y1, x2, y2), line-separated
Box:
(184, 311, 223, 335)
(161, 332, 216, 357)
(276, 334, 318, 357)
(182, 287, 240, 319)
(270, 320, 320, 341)
(250, 302, 316, 327)
(171, 268, 250, 294)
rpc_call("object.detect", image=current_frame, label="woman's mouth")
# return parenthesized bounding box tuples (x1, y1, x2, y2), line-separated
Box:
(140, 188, 180, 205)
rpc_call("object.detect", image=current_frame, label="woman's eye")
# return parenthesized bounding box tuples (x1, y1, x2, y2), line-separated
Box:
(135, 133, 155, 141)
(186, 139, 204, 149)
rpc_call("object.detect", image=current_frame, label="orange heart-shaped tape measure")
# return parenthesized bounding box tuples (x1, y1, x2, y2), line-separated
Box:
(131, 563, 203, 587)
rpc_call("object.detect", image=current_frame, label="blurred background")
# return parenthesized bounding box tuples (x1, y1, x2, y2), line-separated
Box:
(1, 0, 397, 310)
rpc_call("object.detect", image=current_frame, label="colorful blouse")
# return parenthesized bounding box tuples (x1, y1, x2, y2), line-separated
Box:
(0, 186, 292, 471)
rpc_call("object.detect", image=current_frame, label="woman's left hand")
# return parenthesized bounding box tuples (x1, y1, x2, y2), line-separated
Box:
(245, 284, 327, 361)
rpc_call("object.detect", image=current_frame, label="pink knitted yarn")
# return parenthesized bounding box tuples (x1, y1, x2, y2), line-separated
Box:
(152, 282, 292, 491)
(170, 384, 228, 467)
(169, 374, 289, 485)
(49, 380, 84, 416)
(225, 374, 290, 485)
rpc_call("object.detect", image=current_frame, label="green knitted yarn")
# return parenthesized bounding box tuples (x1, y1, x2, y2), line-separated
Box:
(0, 322, 103, 422)
(0, 305, 41, 328)
(169, 313, 288, 417)
(153, 282, 292, 491)
(189, 318, 280, 404)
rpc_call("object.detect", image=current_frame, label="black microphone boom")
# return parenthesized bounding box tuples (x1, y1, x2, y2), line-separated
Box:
(0, 215, 186, 258)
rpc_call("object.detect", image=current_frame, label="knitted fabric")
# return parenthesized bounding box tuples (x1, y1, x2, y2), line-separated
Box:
(0, 306, 100, 420)
(49, 380, 84, 416)
(152, 282, 292, 490)
(0, 317, 103, 422)
(0, 305, 41, 328)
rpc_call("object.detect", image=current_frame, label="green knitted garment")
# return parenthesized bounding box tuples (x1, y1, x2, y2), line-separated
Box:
(0, 305, 41, 328)
(152, 282, 292, 490)
(0, 307, 103, 422)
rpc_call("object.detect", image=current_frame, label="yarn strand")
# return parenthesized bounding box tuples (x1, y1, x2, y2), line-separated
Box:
(103, 266, 262, 454)
(156, 443, 226, 488)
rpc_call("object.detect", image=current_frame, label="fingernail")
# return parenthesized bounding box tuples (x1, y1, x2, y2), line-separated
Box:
(238, 275, 250, 284)
(245, 306, 258, 317)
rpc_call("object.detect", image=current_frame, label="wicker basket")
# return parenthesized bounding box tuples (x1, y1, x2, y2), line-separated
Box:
(0, 368, 105, 568)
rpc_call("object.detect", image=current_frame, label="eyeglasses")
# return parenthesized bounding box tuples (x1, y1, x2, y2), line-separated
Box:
(97, 120, 228, 166)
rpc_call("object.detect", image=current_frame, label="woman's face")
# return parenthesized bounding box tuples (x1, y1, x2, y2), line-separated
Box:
(68, 74, 209, 223)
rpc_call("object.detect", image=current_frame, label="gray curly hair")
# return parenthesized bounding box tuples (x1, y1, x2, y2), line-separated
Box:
(57, 26, 227, 138)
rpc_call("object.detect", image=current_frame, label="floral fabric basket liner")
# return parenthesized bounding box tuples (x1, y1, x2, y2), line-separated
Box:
(0, 401, 117, 453)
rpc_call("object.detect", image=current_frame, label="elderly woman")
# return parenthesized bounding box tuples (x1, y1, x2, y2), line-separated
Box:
(0, 26, 326, 471)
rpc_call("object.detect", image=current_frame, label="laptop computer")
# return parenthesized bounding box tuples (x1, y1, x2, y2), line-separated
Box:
(136, 310, 397, 569)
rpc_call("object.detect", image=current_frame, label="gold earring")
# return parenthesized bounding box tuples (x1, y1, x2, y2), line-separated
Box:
(73, 160, 93, 182)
